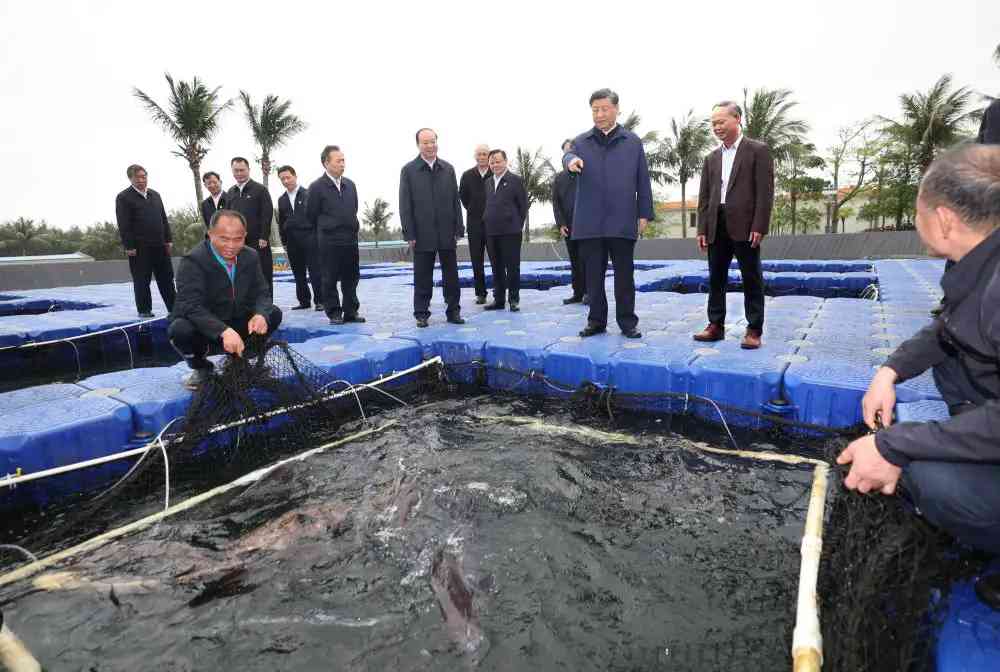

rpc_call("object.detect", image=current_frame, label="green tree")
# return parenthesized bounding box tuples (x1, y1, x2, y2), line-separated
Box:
(742, 87, 809, 162)
(622, 110, 673, 186)
(826, 121, 877, 233)
(662, 111, 713, 238)
(168, 206, 208, 255)
(134, 74, 232, 206)
(513, 146, 554, 243)
(238, 92, 307, 190)
(881, 74, 977, 174)
(779, 140, 826, 235)
(362, 198, 394, 246)
(0, 217, 58, 256)
(770, 197, 823, 236)
(81, 222, 126, 260)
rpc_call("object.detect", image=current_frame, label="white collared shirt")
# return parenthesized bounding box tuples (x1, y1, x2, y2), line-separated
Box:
(478, 167, 489, 178)
(211, 192, 223, 208)
(720, 134, 743, 205)
(236, 179, 249, 195)
(602, 124, 618, 136)
(284, 187, 297, 210)
(493, 171, 507, 190)
(326, 172, 343, 192)
(423, 157, 436, 171)
(132, 185, 148, 199)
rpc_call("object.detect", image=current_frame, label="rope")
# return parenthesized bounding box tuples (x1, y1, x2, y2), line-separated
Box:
(0, 316, 166, 352)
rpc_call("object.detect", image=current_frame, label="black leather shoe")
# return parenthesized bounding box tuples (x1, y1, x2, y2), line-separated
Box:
(509, 302, 520, 312)
(138, 311, 155, 318)
(563, 296, 583, 305)
(291, 304, 310, 310)
(475, 295, 487, 305)
(446, 315, 465, 325)
(622, 328, 642, 339)
(483, 302, 504, 311)
(314, 304, 324, 312)
(416, 317, 429, 328)
(343, 314, 366, 323)
(329, 315, 345, 325)
(579, 323, 606, 338)
(975, 574, 1000, 611)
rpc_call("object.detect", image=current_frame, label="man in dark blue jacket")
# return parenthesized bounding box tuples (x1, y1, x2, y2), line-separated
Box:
(306, 146, 363, 325)
(836, 144, 1000, 605)
(482, 149, 528, 311)
(169, 209, 282, 389)
(563, 89, 653, 338)
(552, 138, 586, 305)
(115, 164, 176, 318)
(200, 171, 227, 232)
(227, 157, 275, 295)
(399, 128, 465, 327)
(277, 165, 322, 312)
(459, 144, 492, 304)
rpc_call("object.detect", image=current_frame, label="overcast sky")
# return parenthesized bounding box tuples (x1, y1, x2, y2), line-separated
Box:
(1, 0, 998, 233)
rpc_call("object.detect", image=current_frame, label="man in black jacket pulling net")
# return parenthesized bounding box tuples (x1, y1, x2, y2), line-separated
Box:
(837, 144, 1000, 607)
(168, 209, 283, 389)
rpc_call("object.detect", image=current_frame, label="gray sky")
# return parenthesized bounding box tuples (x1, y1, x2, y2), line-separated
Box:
(1, 0, 998, 232)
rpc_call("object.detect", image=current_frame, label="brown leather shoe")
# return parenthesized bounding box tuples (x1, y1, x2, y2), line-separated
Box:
(741, 328, 762, 350)
(693, 323, 725, 342)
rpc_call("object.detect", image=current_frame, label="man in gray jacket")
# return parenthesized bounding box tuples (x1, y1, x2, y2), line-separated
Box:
(399, 128, 465, 327)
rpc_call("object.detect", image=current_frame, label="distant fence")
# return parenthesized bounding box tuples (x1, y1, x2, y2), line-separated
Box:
(0, 231, 927, 291)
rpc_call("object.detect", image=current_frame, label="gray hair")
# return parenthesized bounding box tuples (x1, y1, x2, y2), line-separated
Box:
(589, 88, 619, 106)
(126, 164, 146, 179)
(713, 101, 742, 119)
(920, 144, 1000, 232)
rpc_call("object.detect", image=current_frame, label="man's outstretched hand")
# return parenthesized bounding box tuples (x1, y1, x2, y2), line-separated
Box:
(836, 434, 902, 495)
(221, 328, 245, 357)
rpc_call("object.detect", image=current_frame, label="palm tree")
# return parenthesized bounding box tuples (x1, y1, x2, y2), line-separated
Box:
(133, 74, 232, 205)
(881, 74, 977, 173)
(662, 111, 713, 238)
(742, 87, 810, 162)
(362, 198, 393, 246)
(513, 146, 555, 243)
(622, 110, 673, 185)
(0, 217, 57, 256)
(238, 92, 307, 190)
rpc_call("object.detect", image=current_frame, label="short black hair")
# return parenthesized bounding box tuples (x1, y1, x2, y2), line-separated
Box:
(920, 144, 1000, 232)
(713, 101, 743, 119)
(209, 208, 248, 230)
(230, 156, 250, 167)
(276, 165, 296, 176)
(561, 138, 573, 151)
(589, 88, 619, 106)
(415, 128, 437, 145)
(321, 145, 341, 165)
(126, 164, 146, 179)
(201, 171, 220, 182)
(488, 149, 507, 161)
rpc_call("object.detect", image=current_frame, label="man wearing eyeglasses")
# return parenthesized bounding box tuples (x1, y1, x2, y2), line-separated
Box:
(836, 144, 1000, 607)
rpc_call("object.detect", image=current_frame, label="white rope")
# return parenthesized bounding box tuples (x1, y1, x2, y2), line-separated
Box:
(0, 545, 39, 564)
(118, 326, 135, 369)
(67, 339, 82, 381)
(354, 383, 410, 407)
(0, 316, 165, 352)
(320, 379, 368, 426)
(157, 433, 170, 512)
(792, 463, 829, 671)
(0, 358, 443, 490)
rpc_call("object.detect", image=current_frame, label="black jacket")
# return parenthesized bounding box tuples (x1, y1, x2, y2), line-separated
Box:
(399, 156, 464, 251)
(305, 175, 359, 245)
(115, 186, 172, 249)
(979, 99, 1000, 145)
(277, 187, 312, 243)
(483, 172, 528, 237)
(877, 228, 1000, 466)
(170, 240, 273, 341)
(226, 179, 274, 244)
(552, 169, 578, 231)
(201, 193, 227, 229)
(459, 166, 490, 238)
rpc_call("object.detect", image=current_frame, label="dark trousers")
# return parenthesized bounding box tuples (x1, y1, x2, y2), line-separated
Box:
(257, 244, 274, 296)
(319, 237, 360, 319)
(285, 229, 322, 307)
(580, 237, 637, 331)
(901, 460, 1000, 555)
(168, 306, 283, 369)
(487, 233, 522, 305)
(128, 244, 176, 315)
(565, 236, 586, 299)
(707, 210, 765, 330)
(413, 248, 460, 320)
(468, 227, 489, 299)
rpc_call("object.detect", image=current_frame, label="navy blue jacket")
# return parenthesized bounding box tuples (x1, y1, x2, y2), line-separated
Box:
(399, 156, 464, 252)
(200, 193, 227, 229)
(877, 228, 1000, 466)
(979, 99, 1000, 144)
(562, 126, 654, 240)
(305, 174, 359, 246)
(277, 187, 312, 243)
(483, 172, 528, 237)
(115, 186, 172, 249)
(552, 169, 578, 231)
(226, 179, 273, 245)
(459, 167, 490, 238)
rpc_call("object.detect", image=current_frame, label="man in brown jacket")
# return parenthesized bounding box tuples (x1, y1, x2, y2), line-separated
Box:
(693, 101, 775, 349)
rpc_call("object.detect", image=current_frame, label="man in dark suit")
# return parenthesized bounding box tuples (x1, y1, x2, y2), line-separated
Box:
(200, 171, 226, 232)
(115, 164, 176, 318)
(277, 165, 322, 312)
(563, 89, 653, 339)
(482, 149, 528, 311)
(552, 138, 586, 305)
(459, 144, 492, 304)
(694, 101, 775, 350)
(168, 209, 282, 389)
(226, 157, 275, 294)
(306, 146, 364, 325)
(399, 128, 465, 327)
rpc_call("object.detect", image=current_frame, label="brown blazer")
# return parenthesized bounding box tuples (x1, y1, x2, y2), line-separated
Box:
(697, 136, 775, 243)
